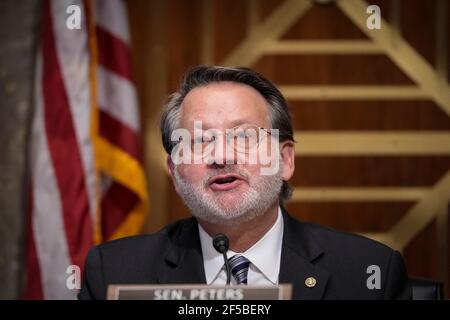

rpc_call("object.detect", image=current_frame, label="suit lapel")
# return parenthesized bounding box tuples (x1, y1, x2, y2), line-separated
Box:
(156, 212, 330, 299)
(157, 218, 207, 284)
(279, 210, 330, 299)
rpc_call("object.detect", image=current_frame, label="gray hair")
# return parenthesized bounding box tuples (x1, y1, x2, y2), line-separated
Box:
(160, 65, 294, 201)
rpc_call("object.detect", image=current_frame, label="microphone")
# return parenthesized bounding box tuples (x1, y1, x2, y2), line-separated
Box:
(212, 234, 231, 285)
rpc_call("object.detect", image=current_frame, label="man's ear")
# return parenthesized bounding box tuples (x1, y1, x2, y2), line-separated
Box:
(280, 140, 295, 182)
(166, 155, 175, 179)
(166, 156, 182, 195)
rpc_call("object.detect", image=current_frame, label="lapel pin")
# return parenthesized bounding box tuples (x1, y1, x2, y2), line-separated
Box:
(305, 277, 317, 288)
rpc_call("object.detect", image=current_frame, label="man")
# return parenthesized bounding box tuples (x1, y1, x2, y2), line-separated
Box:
(79, 66, 411, 299)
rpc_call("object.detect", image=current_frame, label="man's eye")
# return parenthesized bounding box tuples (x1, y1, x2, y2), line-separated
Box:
(235, 131, 248, 139)
(235, 131, 257, 140)
(194, 136, 212, 144)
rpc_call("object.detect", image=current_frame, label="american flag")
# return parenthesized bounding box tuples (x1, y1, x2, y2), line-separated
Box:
(25, 0, 148, 299)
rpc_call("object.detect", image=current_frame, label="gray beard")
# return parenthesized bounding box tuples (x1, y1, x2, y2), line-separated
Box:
(173, 163, 283, 225)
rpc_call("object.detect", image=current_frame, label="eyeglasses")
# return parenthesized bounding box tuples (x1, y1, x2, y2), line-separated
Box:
(176, 124, 273, 156)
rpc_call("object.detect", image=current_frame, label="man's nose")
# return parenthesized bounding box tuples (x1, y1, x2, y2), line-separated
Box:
(207, 137, 237, 167)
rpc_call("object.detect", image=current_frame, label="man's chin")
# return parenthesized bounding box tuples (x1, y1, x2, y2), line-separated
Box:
(197, 211, 252, 226)
(207, 190, 246, 204)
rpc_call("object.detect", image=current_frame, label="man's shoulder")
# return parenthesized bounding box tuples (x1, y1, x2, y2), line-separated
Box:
(286, 214, 397, 260)
(285, 215, 410, 299)
(79, 218, 198, 299)
(94, 217, 197, 258)
(306, 221, 392, 251)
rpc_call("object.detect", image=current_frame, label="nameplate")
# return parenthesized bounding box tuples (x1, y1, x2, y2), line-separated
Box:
(107, 284, 292, 300)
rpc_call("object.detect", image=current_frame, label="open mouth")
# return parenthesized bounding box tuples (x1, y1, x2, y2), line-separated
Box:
(209, 174, 244, 191)
(212, 176, 237, 184)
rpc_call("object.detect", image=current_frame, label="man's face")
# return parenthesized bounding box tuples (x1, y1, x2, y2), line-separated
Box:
(168, 82, 294, 224)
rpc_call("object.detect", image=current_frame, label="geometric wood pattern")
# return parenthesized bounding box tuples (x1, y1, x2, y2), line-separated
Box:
(127, 0, 450, 297)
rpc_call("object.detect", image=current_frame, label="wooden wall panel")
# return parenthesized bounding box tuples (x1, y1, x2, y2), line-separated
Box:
(369, 0, 391, 19)
(401, 0, 436, 67)
(128, 0, 450, 297)
(285, 201, 411, 233)
(214, 0, 247, 63)
(167, 0, 203, 91)
(259, 0, 282, 21)
(292, 156, 450, 186)
(290, 101, 450, 131)
(128, 0, 171, 232)
(281, 3, 367, 39)
(253, 55, 413, 84)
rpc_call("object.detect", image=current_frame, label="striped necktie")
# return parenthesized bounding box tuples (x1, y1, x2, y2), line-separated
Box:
(228, 255, 250, 284)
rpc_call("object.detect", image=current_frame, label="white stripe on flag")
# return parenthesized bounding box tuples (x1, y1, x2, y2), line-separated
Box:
(31, 53, 75, 300)
(95, 0, 130, 44)
(51, 0, 97, 225)
(97, 65, 140, 132)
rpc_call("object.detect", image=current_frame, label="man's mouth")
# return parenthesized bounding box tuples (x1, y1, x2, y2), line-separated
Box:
(208, 174, 244, 191)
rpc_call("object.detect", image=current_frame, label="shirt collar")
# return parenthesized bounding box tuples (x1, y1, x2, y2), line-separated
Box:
(198, 207, 284, 285)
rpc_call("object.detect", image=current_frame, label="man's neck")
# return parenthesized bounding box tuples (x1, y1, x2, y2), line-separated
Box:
(198, 203, 280, 253)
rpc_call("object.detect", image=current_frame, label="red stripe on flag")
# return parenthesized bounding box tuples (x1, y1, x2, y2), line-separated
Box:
(97, 26, 133, 82)
(99, 109, 142, 161)
(101, 182, 139, 240)
(24, 186, 44, 300)
(42, 0, 93, 269)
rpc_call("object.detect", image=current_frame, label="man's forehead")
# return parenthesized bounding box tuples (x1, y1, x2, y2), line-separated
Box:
(191, 118, 263, 130)
(179, 82, 270, 128)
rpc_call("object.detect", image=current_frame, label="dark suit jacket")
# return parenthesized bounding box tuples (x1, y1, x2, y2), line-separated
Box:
(78, 210, 411, 299)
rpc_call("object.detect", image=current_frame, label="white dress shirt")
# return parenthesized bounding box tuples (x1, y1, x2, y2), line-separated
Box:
(198, 207, 284, 285)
